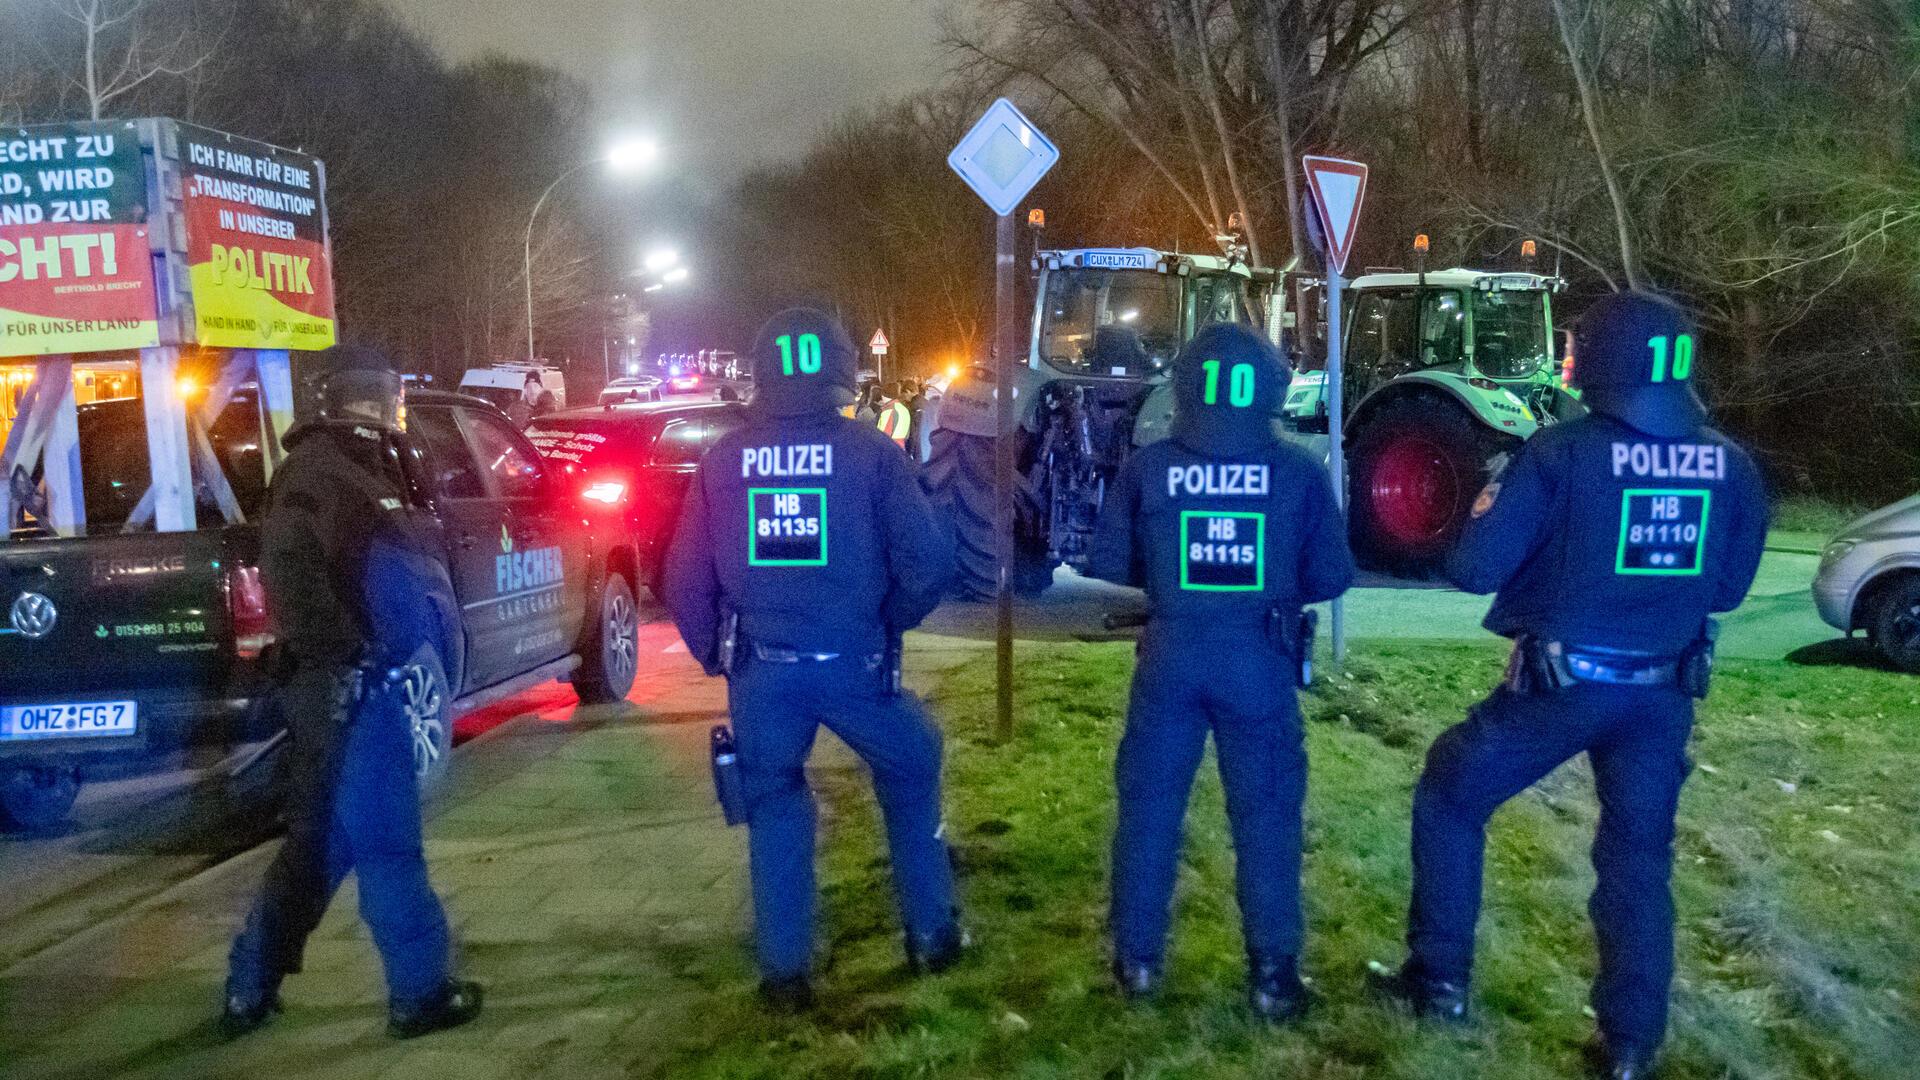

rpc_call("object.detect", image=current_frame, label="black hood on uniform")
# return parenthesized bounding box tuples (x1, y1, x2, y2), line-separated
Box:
(1169, 323, 1290, 457)
(747, 308, 858, 418)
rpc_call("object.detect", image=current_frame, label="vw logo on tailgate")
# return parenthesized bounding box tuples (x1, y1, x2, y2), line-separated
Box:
(9, 592, 57, 639)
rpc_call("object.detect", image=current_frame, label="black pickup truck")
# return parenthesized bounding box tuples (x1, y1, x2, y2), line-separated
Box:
(0, 390, 643, 829)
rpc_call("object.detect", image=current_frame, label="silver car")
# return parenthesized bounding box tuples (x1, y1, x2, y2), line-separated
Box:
(1812, 493, 1920, 672)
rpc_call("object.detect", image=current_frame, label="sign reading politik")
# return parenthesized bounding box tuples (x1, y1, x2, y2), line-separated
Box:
(0, 119, 161, 356)
(172, 122, 336, 350)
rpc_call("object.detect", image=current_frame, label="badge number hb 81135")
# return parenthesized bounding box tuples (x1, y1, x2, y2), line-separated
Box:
(749, 489, 828, 567)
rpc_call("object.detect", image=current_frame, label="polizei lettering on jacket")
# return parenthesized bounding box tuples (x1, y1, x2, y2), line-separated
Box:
(1609, 442, 1727, 481)
(1166, 463, 1270, 498)
(496, 546, 564, 594)
(741, 444, 833, 478)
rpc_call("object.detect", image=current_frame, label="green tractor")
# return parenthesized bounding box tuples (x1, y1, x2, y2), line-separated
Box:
(924, 248, 1579, 599)
(1283, 267, 1581, 575)
(924, 246, 1287, 599)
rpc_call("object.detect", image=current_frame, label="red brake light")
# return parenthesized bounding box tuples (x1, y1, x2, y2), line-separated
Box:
(224, 564, 273, 659)
(582, 480, 627, 505)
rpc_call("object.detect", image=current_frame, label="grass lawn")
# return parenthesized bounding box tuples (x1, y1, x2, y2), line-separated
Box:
(659, 640, 1920, 1080)
(1772, 495, 1872, 537)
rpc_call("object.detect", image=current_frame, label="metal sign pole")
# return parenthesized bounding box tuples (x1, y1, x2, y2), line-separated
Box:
(993, 212, 1018, 740)
(1325, 267, 1347, 669)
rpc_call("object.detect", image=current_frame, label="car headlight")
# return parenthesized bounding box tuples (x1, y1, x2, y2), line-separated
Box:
(1820, 540, 1857, 571)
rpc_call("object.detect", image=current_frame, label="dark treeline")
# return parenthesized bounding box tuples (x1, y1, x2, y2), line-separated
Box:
(0, 0, 615, 385)
(681, 0, 1920, 501)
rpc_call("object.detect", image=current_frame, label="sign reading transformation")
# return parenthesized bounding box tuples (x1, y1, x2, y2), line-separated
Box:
(171, 122, 335, 350)
(0, 120, 160, 356)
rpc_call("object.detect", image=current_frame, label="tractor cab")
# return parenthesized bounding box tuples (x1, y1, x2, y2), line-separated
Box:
(1031, 248, 1263, 381)
(1284, 269, 1564, 433)
(1281, 263, 1583, 576)
(928, 246, 1281, 597)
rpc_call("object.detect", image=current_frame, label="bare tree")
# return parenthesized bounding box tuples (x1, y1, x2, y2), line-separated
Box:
(1550, 0, 1644, 289)
(44, 0, 211, 119)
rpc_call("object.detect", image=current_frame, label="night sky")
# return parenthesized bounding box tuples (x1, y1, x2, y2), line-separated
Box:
(386, 0, 948, 181)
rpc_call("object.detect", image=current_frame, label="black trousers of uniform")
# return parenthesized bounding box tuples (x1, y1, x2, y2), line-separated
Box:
(1407, 682, 1694, 1050)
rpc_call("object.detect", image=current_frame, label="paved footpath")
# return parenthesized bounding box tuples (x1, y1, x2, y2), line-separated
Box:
(0, 623, 984, 1080)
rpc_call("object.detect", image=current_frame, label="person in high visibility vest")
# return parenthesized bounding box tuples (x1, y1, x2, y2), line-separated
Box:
(875, 382, 913, 451)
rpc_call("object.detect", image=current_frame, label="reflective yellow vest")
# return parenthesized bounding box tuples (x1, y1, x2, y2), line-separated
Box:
(876, 399, 912, 446)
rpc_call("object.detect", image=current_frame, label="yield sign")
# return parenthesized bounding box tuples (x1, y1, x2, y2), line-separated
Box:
(869, 328, 890, 354)
(1302, 155, 1369, 276)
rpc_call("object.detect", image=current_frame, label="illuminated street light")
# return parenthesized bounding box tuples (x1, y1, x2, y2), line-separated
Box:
(643, 247, 679, 273)
(526, 138, 662, 363)
(605, 138, 661, 173)
(662, 266, 690, 285)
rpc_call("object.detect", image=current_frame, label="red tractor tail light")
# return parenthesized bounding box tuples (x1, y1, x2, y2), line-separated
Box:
(224, 564, 274, 659)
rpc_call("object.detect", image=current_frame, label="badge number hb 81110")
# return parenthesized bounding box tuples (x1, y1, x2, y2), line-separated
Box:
(1615, 489, 1710, 576)
(1180, 511, 1264, 591)
(749, 488, 828, 567)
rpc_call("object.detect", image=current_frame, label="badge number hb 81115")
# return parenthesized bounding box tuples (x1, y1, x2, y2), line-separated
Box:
(1180, 511, 1264, 591)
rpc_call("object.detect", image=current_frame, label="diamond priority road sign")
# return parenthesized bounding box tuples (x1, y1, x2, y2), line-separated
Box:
(947, 98, 1059, 218)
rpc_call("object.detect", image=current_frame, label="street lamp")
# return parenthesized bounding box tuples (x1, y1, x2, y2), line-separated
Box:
(661, 266, 690, 285)
(525, 138, 659, 364)
(643, 247, 679, 273)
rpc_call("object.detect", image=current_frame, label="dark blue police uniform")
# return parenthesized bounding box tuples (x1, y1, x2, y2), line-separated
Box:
(1373, 293, 1769, 1079)
(663, 309, 960, 1005)
(225, 347, 478, 1041)
(1089, 323, 1354, 1019)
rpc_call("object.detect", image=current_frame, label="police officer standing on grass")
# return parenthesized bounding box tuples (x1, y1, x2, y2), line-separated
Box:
(1088, 323, 1354, 1021)
(222, 346, 482, 1041)
(663, 308, 964, 1010)
(1367, 293, 1769, 1079)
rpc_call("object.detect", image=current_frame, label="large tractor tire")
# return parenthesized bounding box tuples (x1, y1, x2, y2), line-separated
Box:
(924, 428, 1053, 601)
(1348, 397, 1517, 578)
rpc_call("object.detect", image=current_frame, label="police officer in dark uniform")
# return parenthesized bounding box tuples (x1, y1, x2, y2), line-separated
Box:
(223, 346, 482, 1040)
(1089, 323, 1354, 1020)
(1368, 293, 1769, 1078)
(662, 308, 961, 1009)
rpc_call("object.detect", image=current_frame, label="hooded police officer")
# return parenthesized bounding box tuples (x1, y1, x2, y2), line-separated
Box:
(662, 309, 961, 1009)
(1368, 293, 1769, 1079)
(1088, 323, 1354, 1021)
(223, 346, 482, 1040)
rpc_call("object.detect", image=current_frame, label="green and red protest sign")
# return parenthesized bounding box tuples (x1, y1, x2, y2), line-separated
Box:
(0, 120, 160, 356)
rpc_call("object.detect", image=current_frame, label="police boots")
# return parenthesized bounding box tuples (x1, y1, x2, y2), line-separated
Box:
(758, 974, 816, 1013)
(1365, 960, 1471, 1024)
(1113, 958, 1162, 1002)
(388, 979, 485, 1039)
(1248, 952, 1312, 1024)
(1587, 1037, 1660, 1080)
(218, 991, 284, 1041)
(906, 924, 971, 976)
